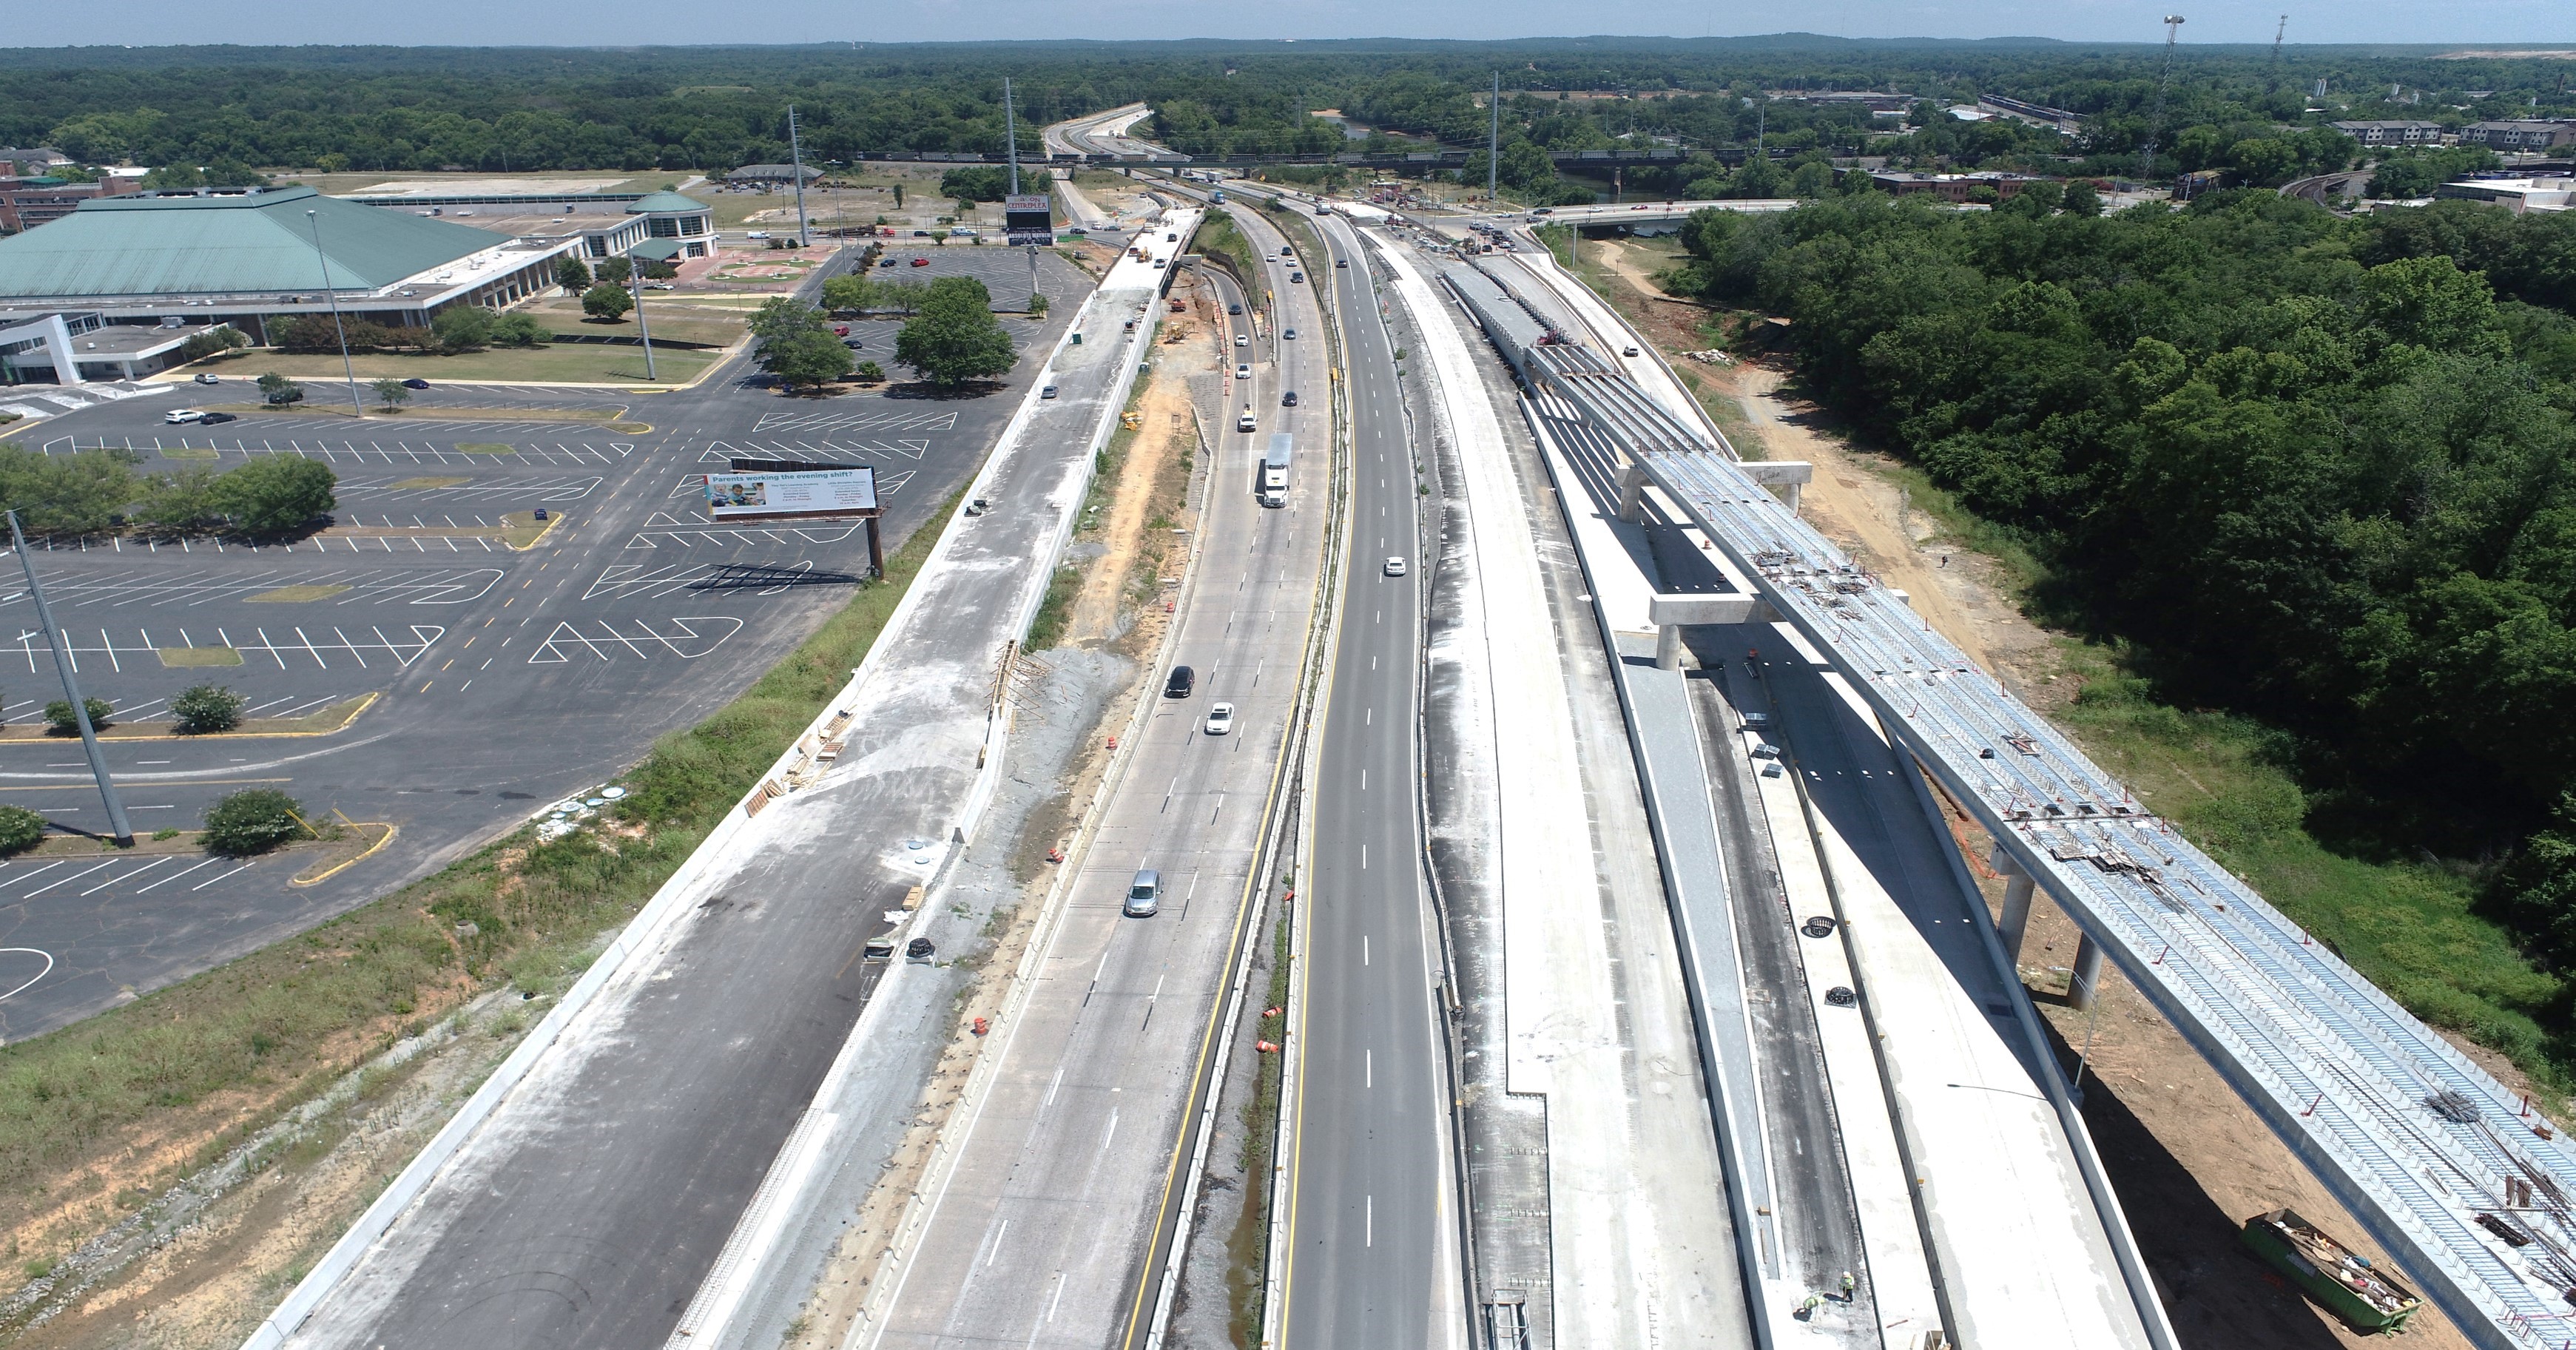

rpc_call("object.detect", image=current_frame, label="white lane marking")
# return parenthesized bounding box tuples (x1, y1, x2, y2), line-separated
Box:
(1367, 1048, 1372, 1089)
(1367, 1194, 1374, 1247)
(194, 861, 252, 891)
(1101, 1109, 1120, 1152)
(1361, 845, 1367, 871)
(1044, 1065, 1065, 1109)
(986, 1218, 1008, 1268)
(0, 948, 54, 1002)
(133, 857, 219, 892)
(24, 860, 115, 898)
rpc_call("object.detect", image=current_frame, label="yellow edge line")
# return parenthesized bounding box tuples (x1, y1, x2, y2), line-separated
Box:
(292, 822, 398, 887)
(506, 513, 569, 551)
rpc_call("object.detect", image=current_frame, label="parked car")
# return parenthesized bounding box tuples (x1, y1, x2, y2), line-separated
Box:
(879, 257, 897, 268)
(910, 257, 931, 267)
(1125, 868, 1161, 918)
(1164, 665, 1196, 698)
(401, 377, 431, 390)
(1203, 703, 1235, 736)
(192, 373, 220, 385)
(905, 936, 936, 963)
(164, 409, 205, 424)
(198, 412, 237, 425)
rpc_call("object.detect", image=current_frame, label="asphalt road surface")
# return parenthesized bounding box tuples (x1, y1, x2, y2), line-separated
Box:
(0, 247, 1088, 1042)
(1278, 202, 1449, 1348)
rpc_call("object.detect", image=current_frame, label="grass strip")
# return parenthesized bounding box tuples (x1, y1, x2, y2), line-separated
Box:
(0, 490, 959, 1260)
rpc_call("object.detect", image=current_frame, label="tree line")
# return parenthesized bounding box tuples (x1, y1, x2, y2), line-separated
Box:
(0, 445, 336, 536)
(1663, 189, 2576, 963)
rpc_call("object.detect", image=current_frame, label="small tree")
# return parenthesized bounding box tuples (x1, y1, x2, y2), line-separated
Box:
(2060, 179, 2104, 217)
(255, 371, 304, 406)
(854, 360, 886, 382)
(1027, 292, 1048, 316)
(213, 456, 337, 535)
(371, 377, 411, 411)
(431, 305, 494, 353)
(555, 256, 593, 291)
(172, 683, 248, 734)
(43, 697, 114, 735)
(0, 804, 44, 854)
(763, 331, 857, 391)
(491, 312, 549, 347)
(581, 283, 634, 322)
(202, 788, 311, 855)
(896, 275, 1018, 386)
(596, 257, 633, 285)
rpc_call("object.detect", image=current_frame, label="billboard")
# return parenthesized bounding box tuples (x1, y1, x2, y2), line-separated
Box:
(1005, 192, 1054, 246)
(704, 467, 878, 521)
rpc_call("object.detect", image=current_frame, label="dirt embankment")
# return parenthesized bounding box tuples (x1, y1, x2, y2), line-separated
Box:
(1587, 234, 2475, 1350)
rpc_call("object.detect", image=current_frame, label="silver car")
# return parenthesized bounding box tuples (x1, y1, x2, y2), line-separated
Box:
(1125, 868, 1161, 918)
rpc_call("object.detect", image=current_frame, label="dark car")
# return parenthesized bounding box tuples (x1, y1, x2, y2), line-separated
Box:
(1288, 272, 1304, 284)
(400, 378, 430, 390)
(1227, 303, 1242, 316)
(878, 257, 897, 268)
(905, 936, 936, 964)
(1281, 391, 1298, 407)
(1164, 665, 1196, 698)
(198, 411, 237, 425)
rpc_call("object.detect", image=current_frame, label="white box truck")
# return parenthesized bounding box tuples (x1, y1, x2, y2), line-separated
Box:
(1260, 433, 1292, 506)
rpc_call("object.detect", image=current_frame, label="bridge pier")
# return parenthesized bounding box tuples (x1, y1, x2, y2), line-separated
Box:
(2069, 934, 2106, 1012)
(1990, 846, 2037, 961)
(1616, 462, 1649, 524)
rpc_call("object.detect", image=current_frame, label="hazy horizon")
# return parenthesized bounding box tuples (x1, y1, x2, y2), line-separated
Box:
(9, 4, 2572, 53)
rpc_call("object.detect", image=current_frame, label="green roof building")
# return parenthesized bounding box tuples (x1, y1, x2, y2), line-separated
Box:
(0, 185, 581, 367)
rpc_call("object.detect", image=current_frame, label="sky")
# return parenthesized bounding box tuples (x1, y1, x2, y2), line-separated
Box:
(10, 0, 2571, 49)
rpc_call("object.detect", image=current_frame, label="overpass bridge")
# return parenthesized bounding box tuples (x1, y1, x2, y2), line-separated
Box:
(1463, 246, 2576, 1350)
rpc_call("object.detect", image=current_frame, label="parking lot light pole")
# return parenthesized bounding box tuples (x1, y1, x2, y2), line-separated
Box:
(626, 245, 658, 381)
(8, 511, 132, 846)
(305, 210, 366, 419)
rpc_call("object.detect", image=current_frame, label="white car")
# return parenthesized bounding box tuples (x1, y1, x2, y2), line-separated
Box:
(1203, 702, 1235, 736)
(1384, 556, 1408, 577)
(745, 230, 771, 240)
(1235, 333, 1248, 347)
(192, 373, 220, 385)
(164, 408, 206, 425)
(1236, 363, 1251, 380)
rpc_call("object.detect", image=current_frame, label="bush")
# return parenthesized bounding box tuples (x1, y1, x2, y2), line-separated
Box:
(431, 305, 494, 353)
(43, 698, 113, 735)
(854, 360, 886, 382)
(491, 312, 549, 347)
(554, 256, 592, 291)
(172, 684, 247, 734)
(581, 283, 634, 322)
(0, 805, 44, 854)
(201, 789, 310, 855)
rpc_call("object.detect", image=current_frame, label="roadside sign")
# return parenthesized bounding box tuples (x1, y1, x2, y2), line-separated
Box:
(1005, 192, 1054, 246)
(704, 467, 878, 521)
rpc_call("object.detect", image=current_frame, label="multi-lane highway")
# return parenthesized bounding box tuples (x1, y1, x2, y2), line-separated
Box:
(849, 202, 1334, 1349)
(1274, 202, 1454, 1346)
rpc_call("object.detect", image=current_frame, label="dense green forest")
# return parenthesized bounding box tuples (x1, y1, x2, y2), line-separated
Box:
(1665, 191, 2576, 970)
(0, 38, 2569, 185)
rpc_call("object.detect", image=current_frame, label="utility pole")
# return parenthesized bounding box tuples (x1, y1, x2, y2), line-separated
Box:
(1005, 77, 1020, 195)
(10, 512, 129, 846)
(787, 104, 812, 248)
(304, 210, 365, 419)
(1488, 72, 1500, 201)
(625, 243, 658, 382)
(2139, 16, 2186, 184)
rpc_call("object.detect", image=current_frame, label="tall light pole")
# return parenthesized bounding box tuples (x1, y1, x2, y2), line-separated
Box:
(305, 209, 365, 419)
(787, 104, 812, 248)
(625, 244, 658, 382)
(1488, 72, 1500, 201)
(1005, 76, 1020, 196)
(10, 511, 129, 846)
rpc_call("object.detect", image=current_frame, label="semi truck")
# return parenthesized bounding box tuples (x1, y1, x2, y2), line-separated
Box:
(1260, 433, 1292, 506)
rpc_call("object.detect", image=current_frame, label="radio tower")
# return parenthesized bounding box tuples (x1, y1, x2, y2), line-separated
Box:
(2137, 15, 2185, 184)
(2270, 13, 2287, 66)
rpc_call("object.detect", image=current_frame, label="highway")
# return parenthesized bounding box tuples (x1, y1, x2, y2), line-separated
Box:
(845, 202, 1335, 1349)
(1045, 104, 1171, 161)
(1272, 200, 1454, 1347)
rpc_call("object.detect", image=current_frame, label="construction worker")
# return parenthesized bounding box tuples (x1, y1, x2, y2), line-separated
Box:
(1841, 1271, 1856, 1300)
(1796, 1293, 1824, 1320)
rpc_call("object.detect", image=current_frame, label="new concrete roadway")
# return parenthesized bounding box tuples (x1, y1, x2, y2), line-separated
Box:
(0, 249, 1084, 1044)
(849, 204, 1331, 1349)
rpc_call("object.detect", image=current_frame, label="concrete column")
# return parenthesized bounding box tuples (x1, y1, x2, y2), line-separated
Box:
(1990, 846, 2034, 962)
(2069, 932, 2106, 1011)
(44, 314, 84, 386)
(1616, 461, 1649, 524)
(1655, 623, 1684, 671)
(1784, 480, 1801, 514)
